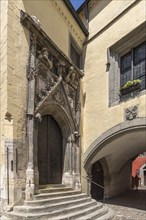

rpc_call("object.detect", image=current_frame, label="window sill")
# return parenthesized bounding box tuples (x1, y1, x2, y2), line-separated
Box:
(109, 89, 146, 107)
(120, 84, 141, 96)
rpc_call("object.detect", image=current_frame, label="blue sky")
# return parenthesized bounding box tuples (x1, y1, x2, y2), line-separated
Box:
(70, 0, 85, 10)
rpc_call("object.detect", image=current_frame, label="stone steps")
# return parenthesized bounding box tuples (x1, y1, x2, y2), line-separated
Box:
(14, 197, 94, 213)
(39, 186, 73, 194)
(4, 185, 114, 220)
(8, 201, 101, 219)
(24, 193, 87, 206)
(33, 189, 81, 200)
(49, 205, 108, 220)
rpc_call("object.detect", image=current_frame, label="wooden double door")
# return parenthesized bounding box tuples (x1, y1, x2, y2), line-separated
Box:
(38, 115, 62, 185)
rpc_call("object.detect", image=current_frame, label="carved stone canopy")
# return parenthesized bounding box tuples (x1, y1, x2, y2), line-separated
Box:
(20, 11, 84, 76)
(20, 10, 84, 135)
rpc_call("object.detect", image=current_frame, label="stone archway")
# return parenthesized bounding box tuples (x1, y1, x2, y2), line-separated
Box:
(83, 118, 146, 197)
(34, 101, 81, 189)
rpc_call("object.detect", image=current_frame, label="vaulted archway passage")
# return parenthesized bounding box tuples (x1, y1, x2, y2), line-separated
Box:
(38, 115, 62, 185)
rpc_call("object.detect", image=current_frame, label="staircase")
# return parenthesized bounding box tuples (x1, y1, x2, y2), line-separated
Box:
(4, 185, 114, 220)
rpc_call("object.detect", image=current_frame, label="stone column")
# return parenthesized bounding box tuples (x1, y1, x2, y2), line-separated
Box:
(73, 86, 81, 189)
(72, 133, 81, 189)
(33, 113, 42, 193)
(74, 143, 81, 189)
(25, 33, 36, 200)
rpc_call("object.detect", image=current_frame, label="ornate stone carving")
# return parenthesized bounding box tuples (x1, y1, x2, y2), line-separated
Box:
(21, 10, 83, 195)
(48, 84, 67, 110)
(28, 67, 36, 80)
(66, 66, 79, 90)
(125, 105, 138, 121)
(5, 112, 13, 122)
(35, 113, 42, 123)
(35, 52, 63, 109)
(27, 33, 37, 81)
(37, 48, 53, 70)
(31, 15, 41, 27)
(74, 131, 80, 140)
(56, 60, 66, 77)
(35, 64, 62, 109)
(30, 33, 37, 45)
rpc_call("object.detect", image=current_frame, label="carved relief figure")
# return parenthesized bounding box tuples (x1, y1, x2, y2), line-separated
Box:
(66, 66, 79, 90)
(38, 47, 53, 70)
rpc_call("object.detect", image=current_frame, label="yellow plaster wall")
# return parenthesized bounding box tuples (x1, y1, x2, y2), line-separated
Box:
(22, 0, 85, 55)
(83, 0, 146, 152)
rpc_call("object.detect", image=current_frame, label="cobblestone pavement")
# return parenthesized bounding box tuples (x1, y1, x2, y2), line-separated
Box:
(106, 187, 146, 220)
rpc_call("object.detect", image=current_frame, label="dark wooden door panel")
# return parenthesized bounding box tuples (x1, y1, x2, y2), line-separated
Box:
(38, 115, 48, 184)
(38, 115, 62, 185)
(47, 116, 62, 183)
(91, 162, 104, 201)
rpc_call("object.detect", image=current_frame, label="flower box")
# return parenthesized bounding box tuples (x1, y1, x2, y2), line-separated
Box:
(120, 83, 141, 96)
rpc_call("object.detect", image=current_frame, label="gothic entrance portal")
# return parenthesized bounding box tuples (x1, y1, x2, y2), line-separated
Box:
(38, 115, 62, 185)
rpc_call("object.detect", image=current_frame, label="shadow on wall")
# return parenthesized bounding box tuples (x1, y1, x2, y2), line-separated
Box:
(89, 0, 112, 21)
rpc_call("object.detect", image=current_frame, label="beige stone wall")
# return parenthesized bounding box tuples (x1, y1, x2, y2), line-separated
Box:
(0, 0, 86, 207)
(0, 0, 8, 191)
(82, 0, 146, 152)
(0, 0, 29, 207)
(23, 0, 85, 55)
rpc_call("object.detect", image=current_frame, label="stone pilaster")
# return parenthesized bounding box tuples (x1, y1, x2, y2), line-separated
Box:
(72, 133, 81, 190)
(34, 113, 42, 193)
(63, 133, 81, 189)
(25, 33, 36, 200)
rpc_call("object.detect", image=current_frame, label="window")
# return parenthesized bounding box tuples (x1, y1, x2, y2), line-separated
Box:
(70, 43, 81, 68)
(70, 38, 82, 69)
(120, 42, 146, 91)
(108, 22, 146, 107)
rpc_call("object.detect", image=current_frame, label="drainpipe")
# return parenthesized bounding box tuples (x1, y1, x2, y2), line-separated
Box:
(7, 147, 9, 205)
